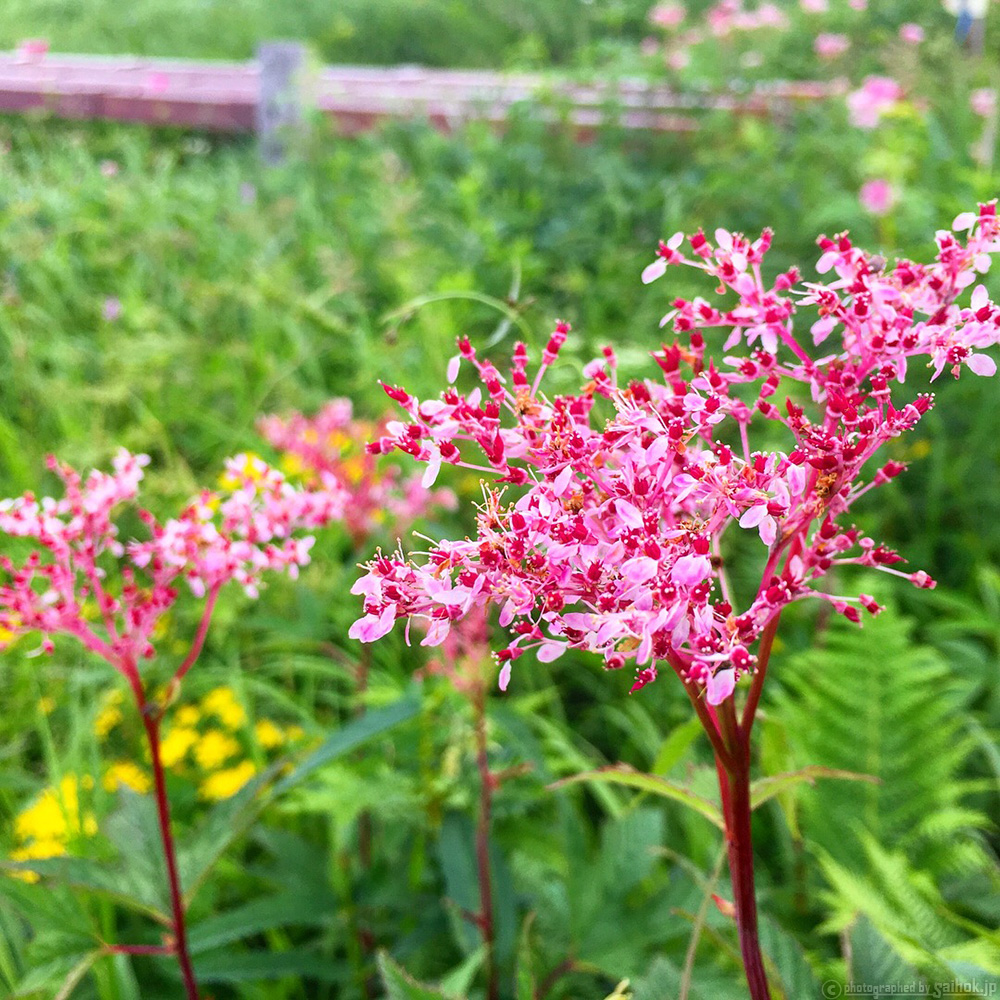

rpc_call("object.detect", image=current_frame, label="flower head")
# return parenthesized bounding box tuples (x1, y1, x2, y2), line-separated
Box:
(0, 450, 342, 675)
(352, 206, 1000, 703)
(258, 399, 456, 547)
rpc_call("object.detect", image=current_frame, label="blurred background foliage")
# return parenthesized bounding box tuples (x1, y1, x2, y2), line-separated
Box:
(0, 1, 999, 998)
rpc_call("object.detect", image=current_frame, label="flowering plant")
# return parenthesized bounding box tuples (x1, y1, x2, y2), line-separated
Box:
(0, 450, 342, 998)
(351, 203, 1000, 998)
(258, 397, 456, 547)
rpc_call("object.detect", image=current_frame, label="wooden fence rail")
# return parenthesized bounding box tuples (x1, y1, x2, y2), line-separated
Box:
(0, 50, 841, 137)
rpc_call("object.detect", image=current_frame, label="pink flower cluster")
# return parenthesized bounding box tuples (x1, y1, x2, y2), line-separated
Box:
(257, 398, 456, 546)
(351, 204, 1000, 704)
(0, 450, 343, 673)
(814, 33, 850, 60)
(846, 75, 903, 128)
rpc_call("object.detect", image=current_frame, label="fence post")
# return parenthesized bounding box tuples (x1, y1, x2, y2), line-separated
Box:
(257, 41, 312, 165)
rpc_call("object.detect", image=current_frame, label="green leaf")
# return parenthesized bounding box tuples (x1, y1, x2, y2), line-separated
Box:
(515, 916, 536, 1000)
(187, 890, 335, 955)
(193, 948, 345, 983)
(273, 686, 421, 794)
(438, 946, 484, 996)
(750, 767, 879, 811)
(651, 716, 704, 775)
(848, 915, 921, 990)
(378, 951, 459, 1000)
(181, 689, 420, 902)
(436, 812, 481, 956)
(759, 916, 820, 1000)
(550, 765, 724, 829)
(0, 856, 167, 923)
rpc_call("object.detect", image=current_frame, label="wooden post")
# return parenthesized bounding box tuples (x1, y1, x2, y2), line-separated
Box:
(257, 41, 311, 165)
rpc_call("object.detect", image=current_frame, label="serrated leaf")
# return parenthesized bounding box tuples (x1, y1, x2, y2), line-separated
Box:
(849, 914, 921, 988)
(750, 767, 878, 811)
(0, 856, 168, 923)
(378, 951, 458, 1000)
(759, 916, 820, 1000)
(550, 765, 724, 829)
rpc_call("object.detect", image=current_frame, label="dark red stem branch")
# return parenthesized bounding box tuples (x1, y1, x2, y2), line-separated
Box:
(708, 697, 770, 1000)
(473, 690, 499, 1000)
(141, 708, 200, 999)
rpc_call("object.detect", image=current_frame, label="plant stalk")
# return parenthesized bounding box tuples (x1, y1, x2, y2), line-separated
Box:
(141, 709, 200, 1000)
(472, 689, 499, 1000)
(709, 695, 769, 1000)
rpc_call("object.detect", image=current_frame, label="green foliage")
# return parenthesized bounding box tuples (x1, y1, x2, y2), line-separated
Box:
(767, 598, 992, 877)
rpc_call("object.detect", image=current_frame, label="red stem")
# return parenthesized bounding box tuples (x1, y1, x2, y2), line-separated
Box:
(170, 585, 220, 687)
(473, 690, 499, 1000)
(141, 707, 200, 1000)
(706, 697, 770, 1000)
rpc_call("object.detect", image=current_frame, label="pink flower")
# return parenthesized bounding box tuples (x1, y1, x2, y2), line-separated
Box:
(971, 88, 996, 118)
(100, 160, 119, 178)
(649, 2, 685, 29)
(351, 207, 1000, 700)
(16, 39, 49, 62)
(257, 399, 456, 547)
(0, 451, 342, 677)
(846, 75, 903, 128)
(859, 178, 896, 216)
(898, 22, 924, 44)
(102, 297, 122, 322)
(814, 33, 850, 60)
(800, 0, 828, 11)
(849, 0, 867, 8)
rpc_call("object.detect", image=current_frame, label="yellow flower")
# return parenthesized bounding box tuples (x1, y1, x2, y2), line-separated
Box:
(102, 761, 151, 795)
(174, 705, 201, 728)
(199, 761, 257, 801)
(254, 718, 285, 750)
(193, 729, 240, 770)
(200, 687, 247, 730)
(160, 726, 199, 769)
(284, 725, 306, 743)
(14, 776, 96, 845)
(94, 689, 126, 738)
(94, 705, 123, 738)
(37, 696, 55, 715)
(280, 453, 307, 479)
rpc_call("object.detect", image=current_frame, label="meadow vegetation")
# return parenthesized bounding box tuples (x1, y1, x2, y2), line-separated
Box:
(0, 2, 999, 998)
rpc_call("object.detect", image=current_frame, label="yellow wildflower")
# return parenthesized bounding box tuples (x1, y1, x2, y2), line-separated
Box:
(200, 687, 247, 729)
(94, 689, 126, 738)
(94, 705, 123, 738)
(160, 726, 199, 768)
(284, 725, 306, 743)
(193, 729, 240, 770)
(254, 718, 285, 750)
(14, 776, 96, 845)
(199, 761, 257, 801)
(37, 696, 55, 715)
(102, 762, 151, 795)
(174, 705, 201, 728)
(280, 453, 307, 479)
